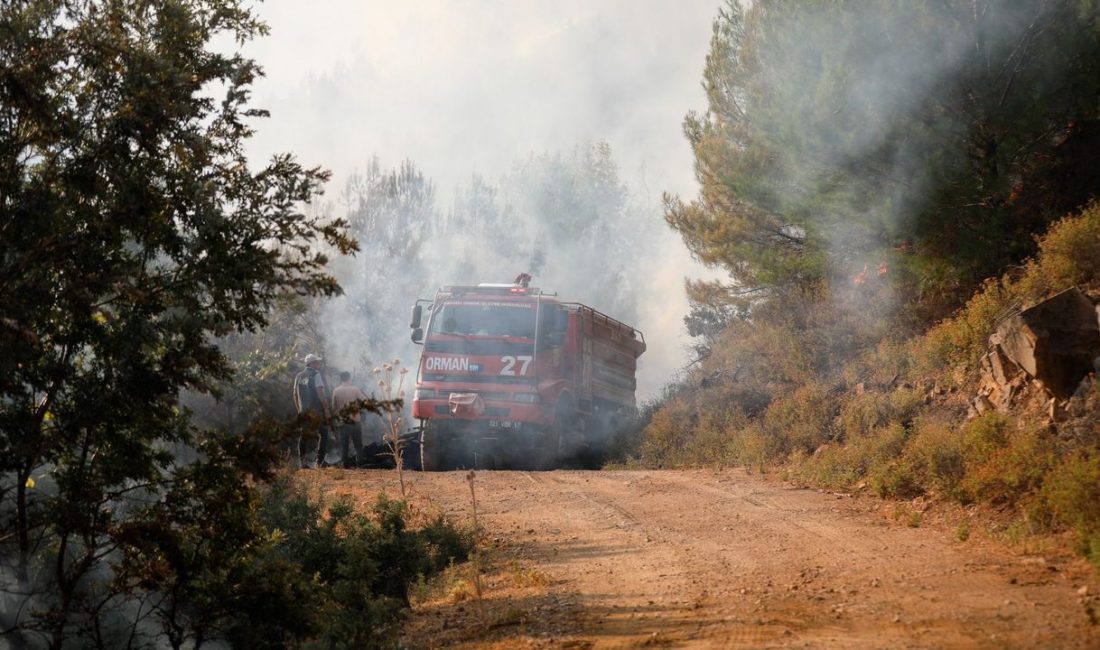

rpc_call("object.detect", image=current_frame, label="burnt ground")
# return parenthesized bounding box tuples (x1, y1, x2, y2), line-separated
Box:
(319, 468, 1100, 649)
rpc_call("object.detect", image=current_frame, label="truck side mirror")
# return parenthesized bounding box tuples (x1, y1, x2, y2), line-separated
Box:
(411, 327, 424, 344)
(410, 304, 423, 329)
(547, 331, 565, 347)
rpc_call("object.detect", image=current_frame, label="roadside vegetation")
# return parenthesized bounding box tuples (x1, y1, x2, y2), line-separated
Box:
(252, 476, 473, 649)
(634, 0, 1100, 573)
(0, 1, 470, 646)
(6, 0, 1100, 645)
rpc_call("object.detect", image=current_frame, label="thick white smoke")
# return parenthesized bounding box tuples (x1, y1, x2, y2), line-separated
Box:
(241, 1, 725, 398)
(317, 146, 702, 399)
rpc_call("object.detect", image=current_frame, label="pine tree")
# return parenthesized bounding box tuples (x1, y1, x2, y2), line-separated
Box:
(669, 0, 1100, 320)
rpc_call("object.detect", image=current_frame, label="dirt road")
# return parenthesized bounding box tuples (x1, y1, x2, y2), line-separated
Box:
(322, 468, 1100, 649)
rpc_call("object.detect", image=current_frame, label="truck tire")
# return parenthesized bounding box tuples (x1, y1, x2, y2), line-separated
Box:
(420, 424, 445, 471)
(577, 411, 617, 469)
(522, 428, 554, 471)
(534, 400, 575, 470)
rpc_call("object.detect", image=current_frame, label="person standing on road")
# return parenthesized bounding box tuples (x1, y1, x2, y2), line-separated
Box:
(331, 371, 368, 468)
(293, 353, 331, 468)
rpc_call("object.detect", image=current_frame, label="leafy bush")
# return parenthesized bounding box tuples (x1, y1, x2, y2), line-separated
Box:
(257, 476, 473, 649)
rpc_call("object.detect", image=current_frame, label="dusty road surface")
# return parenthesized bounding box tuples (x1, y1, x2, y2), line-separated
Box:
(321, 468, 1100, 649)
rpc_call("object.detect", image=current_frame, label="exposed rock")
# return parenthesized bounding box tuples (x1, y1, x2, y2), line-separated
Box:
(985, 344, 1015, 388)
(1046, 398, 1064, 424)
(994, 288, 1100, 399)
(976, 346, 1028, 412)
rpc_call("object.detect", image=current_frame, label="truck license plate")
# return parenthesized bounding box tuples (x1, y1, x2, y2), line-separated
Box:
(489, 419, 521, 429)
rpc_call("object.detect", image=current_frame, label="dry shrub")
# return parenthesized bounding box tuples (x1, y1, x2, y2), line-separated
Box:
(1017, 201, 1100, 298)
(914, 201, 1100, 381)
(796, 421, 910, 490)
(877, 415, 965, 499)
(638, 383, 760, 467)
(958, 414, 1054, 505)
(912, 278, 1014, 379)
(841, 339, 912, 386)
(863, 414, 1057, 506)
(639, 396, 699, 467)
(732, 422, 786, 471)
(837, 388, 922, 441)
(761, 382, 837, 455)
(637, 202, 1100, 569)
(1038, 452, 1100, 571)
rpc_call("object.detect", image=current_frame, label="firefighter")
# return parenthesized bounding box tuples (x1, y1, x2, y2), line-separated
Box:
(293, 353, 332, 468)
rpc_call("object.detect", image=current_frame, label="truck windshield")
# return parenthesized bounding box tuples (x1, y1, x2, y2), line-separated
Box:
(430, 302, 536, 338)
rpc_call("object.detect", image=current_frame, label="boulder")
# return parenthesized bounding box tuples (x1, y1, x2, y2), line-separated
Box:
(995, 288, 1100, 399)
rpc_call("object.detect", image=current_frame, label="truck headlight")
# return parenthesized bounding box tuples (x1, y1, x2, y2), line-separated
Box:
(512, 393, 540, 403)
(414, 388, 435, 400)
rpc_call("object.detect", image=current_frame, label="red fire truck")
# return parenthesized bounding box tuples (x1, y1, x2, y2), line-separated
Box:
(409, 275, 646, 470)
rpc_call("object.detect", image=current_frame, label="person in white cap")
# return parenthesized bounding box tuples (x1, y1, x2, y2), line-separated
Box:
(292, 353, 331, 468)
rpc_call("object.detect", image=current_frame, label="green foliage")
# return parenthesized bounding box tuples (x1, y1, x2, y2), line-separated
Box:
(0, 0, 364, 644)
(249, 475, 473, 646)
(115, 425, 315, 649)
(258, 478, 473, 649)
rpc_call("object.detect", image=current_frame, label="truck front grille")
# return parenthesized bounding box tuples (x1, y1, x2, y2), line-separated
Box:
(423, 373, 536, 385)
(433, 405, 513, 417)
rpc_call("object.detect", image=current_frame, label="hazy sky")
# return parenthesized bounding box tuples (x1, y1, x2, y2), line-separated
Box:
(240, 1, 725, 395)
(243, 0, 720, 198)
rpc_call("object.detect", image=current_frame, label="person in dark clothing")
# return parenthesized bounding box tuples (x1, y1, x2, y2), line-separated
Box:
(292, 353, 331, 468)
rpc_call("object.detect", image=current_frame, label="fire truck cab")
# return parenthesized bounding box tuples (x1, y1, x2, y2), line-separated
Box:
(409, 276, 645, 470)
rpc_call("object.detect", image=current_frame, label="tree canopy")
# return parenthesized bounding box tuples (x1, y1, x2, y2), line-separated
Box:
(669, 0, 1100, 321)
(0, 0, 353, 644)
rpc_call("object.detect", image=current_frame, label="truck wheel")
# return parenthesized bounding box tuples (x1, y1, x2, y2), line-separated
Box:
(531, 428, 560, 471)
(420, 424, 445, 471)
(578, 412, 614, 469)
(536, 401, 574, 470)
